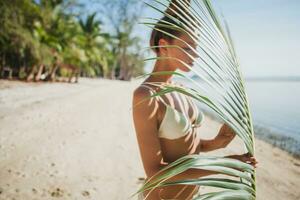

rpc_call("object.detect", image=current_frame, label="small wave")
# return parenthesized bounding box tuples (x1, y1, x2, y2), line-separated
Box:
(254, 125, 300, 158)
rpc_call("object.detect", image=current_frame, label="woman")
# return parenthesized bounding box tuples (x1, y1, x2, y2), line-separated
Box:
(132, 1, 258, 199)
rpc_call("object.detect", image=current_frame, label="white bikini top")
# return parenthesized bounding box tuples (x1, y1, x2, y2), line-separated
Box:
(141, 82, 205, 140)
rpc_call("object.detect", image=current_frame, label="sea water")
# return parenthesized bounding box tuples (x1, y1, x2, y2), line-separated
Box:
(245, 80, 300, 156)
(178, 77, 300, 156)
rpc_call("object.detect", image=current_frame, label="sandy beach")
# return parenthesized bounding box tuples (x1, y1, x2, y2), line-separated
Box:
(0, 78, 299, 200)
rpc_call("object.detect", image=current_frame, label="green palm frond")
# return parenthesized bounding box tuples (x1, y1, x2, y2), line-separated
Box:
(133, 0, 256, 199)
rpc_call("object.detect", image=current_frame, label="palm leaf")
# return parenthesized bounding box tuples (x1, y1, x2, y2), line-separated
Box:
(133, 0, 256, 199)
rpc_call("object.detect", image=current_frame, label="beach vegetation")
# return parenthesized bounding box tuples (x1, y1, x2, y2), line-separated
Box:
(0, 0, 145, 82)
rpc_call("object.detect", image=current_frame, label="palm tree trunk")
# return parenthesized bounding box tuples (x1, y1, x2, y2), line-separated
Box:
(34, 64, 44, 81)
(110, 60, 118, 80)
(49, 64, 59, 82)
(26, 65, 37, 82)
(68, 68, 74, 83)
(118, 47, 129, 80)
(0, 54, 4, 78)
(75, 69, 79, 83)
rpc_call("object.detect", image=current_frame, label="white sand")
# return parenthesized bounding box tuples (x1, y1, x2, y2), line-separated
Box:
(0, 78, 299, 200)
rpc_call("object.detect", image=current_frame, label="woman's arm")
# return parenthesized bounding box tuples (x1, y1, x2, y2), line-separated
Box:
(132, 87, 163, 199)
(196, 123, 236, 153)
(132, 86, 164, 178)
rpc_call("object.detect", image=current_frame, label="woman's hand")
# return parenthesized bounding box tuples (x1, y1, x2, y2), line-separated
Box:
(226, 153, 258, 168)
(197, 124, 236, 153)
(214, 124, 236, 149)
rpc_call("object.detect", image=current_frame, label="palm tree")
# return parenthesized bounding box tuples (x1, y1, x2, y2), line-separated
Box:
(27, 21, 59, 81)
(0, 0, 44, 79)
(26, 0, 68, 81)
(133, 0, 256, 199)
(79, 12, 111, 77)
(95, 0, 146, 80)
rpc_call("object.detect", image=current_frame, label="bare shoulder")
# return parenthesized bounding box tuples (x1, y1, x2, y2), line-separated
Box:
(133, 84, 150, 97)
(132, 84, 161, 124)
(133, 84, 158, 107)
(133, 83, 159, 101)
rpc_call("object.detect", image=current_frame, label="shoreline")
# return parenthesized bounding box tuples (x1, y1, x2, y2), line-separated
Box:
(200, 109, 300, 159)
(254, 125, 300, 159)
(0, 78, 299, 200)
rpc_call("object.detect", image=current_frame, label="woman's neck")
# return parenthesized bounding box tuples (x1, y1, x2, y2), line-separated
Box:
(145, 60, 174, 84)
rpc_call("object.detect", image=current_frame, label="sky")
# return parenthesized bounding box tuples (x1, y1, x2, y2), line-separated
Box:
(213, 0, 300, 77)
(84, 0, 300, 78)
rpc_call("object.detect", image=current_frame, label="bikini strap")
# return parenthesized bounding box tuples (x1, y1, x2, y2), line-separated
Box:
(140, 82, 165, 104)
(140, 82, 174, 110)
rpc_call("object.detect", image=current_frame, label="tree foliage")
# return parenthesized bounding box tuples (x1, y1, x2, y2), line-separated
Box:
(0, 0, 145, 81)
